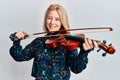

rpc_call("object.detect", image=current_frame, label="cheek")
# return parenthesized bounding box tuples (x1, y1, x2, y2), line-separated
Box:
(58, 21, 62, 27)
(46, 19, 50, 24)
(59, 23, 62, 29)
(45, 21, 49, 30)
(46, 19, 50, 26)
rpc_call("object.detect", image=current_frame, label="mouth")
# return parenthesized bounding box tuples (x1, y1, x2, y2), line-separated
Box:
(50, 25, 56, 29)
(48, 25, 57, 30)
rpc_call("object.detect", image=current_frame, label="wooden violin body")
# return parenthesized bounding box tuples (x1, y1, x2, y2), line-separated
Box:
(45, 34, 116, 56)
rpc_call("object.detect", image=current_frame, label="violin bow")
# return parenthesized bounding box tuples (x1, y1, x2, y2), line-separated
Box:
(25, 27, 113, 39)
(33, 27, 113, 35)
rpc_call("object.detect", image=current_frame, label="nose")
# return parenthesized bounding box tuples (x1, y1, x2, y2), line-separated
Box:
(50, 18, 55, 24)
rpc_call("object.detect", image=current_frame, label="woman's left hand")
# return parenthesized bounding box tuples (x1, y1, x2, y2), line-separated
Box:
(83, 38, 98, 51)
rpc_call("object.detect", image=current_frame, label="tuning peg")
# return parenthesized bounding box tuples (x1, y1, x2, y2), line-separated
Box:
(102, 53, 107, 57)
(97, 48, 101, 52)
(109, 43, 112, 46)
(103, 40, 107, 44)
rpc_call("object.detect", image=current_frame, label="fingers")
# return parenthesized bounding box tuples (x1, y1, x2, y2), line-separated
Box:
(15, 30, 29, 40)
(92, 40, 98, 48)
(83, 38, 98, 51)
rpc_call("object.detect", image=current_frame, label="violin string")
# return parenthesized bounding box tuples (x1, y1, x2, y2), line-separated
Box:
(25, 34, 105, 50)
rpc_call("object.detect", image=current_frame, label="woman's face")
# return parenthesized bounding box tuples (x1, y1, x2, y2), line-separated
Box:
(46, 10, 62, 32)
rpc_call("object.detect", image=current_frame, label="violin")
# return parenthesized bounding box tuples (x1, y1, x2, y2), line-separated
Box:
(26, 27, 116, 57)
(45, 33, 116, 57)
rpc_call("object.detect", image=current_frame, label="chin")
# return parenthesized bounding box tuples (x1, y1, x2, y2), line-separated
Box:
(49, 29, 58, 32)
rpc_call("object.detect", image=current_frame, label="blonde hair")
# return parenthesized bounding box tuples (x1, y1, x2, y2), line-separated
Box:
(43, 4, 70, 32)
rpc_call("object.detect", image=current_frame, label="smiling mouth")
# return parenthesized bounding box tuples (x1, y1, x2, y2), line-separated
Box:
(49, 25, 57, 29)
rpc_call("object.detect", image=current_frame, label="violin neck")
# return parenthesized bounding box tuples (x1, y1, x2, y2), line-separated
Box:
(64, 35, 84, 42)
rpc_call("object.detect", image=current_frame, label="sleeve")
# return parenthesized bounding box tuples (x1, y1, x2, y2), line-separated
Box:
(9, 33, 37, 62)
(68, 48, 94, 74)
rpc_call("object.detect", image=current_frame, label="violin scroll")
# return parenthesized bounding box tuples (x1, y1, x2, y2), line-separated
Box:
(97, 40, 116, 57)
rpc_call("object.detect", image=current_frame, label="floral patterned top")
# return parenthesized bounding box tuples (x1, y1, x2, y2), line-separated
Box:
(9, 33, 92, 80)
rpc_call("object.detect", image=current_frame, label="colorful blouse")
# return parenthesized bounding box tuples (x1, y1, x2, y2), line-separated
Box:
(9, 33, 92, 80)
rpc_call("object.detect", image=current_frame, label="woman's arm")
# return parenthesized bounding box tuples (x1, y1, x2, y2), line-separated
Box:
(9, 33, 37, 62)
(68, 48, 94, 74)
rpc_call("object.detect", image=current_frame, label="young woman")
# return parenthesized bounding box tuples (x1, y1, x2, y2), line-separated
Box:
(9, 4, 98, 80)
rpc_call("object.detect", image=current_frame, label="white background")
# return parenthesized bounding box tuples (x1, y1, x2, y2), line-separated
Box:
(0, 0, 120, 80)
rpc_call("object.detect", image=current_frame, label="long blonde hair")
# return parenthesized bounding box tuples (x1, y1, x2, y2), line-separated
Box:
(43, 4, 70, 32)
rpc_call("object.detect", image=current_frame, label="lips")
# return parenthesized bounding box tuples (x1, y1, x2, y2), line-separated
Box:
(49, 25, 57, 30)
